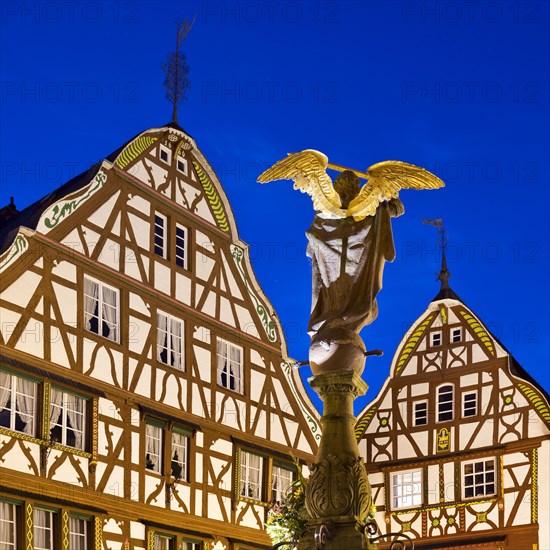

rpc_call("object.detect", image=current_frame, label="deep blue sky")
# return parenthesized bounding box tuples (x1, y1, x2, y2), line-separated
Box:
(1, 1, 548, 414)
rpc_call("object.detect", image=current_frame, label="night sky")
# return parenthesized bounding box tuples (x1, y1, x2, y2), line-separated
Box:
(1, 0, 548, 414)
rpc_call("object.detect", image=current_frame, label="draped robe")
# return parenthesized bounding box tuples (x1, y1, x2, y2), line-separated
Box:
(306, 202, 396, 335)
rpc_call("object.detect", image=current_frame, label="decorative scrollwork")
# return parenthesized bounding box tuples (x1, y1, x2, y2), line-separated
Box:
(366, 529, 415, 550)
(314, 520, 333, 550)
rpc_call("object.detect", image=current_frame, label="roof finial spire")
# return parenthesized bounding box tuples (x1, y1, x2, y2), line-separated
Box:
(422, 218, 450, 291)
(162, 16, 195, 124)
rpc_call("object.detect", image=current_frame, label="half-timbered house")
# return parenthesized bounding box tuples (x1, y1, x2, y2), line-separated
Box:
(0, 122, 320, 549)
(356, 265, 550, 550)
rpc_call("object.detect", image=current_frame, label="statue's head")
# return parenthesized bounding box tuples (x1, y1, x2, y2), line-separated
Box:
(334, 170, 361, 209)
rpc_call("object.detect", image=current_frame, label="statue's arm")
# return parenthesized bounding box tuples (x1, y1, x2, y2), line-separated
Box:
(387, 198, 405, 218)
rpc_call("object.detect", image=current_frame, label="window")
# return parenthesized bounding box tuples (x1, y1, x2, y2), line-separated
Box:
(463, 458, 496, 499)
(154, 534, 173, 550)
(145, 423, 163, 473)
(272, 464, 293, 503)
(437, 385, 454, 422)
(240, 451, 263, 500)
(177, 157, 188, 175)
(451, 327, 463, 343)
(69, 516, 89, 550)
(0, 370, 37, 435)
(34, 509, 54, 550)
(157, 312, 184, 370)
(0, 502, 17, 549)
(175, 223, 188, 269)
(49, 389, 86, 450)
(463, 392, 478, 417)
(413, 401, 428, 426)
(217, 339, 243, 393)
(83, 277, 119, 342)
(154, 213, 168, 258)
(391, 469, 422, 509)
(430, 331, 442, 347)
(159, 145, 171, 165)
(183, 542, 202, 550)
(171, 430, 189, 481)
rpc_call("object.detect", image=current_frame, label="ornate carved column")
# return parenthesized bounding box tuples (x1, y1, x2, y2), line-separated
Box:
(298, 369, 376, 549)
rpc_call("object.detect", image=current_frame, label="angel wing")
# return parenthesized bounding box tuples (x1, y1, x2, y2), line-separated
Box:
(347, 161, 444, 220)
(257, 150, 345, 217)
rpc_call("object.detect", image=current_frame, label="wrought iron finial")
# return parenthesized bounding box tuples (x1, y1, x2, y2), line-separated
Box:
(422, 218, 450, 291)
(162, 16, 195, 124)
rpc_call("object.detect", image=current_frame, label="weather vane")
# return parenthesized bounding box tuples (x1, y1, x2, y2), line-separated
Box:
(162, 16, 195, 124)
(423, 217, 451, 289)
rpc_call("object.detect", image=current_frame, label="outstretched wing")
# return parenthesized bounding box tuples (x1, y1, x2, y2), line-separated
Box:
(347, 161, 444, 219)
(258, 150, 344, 215)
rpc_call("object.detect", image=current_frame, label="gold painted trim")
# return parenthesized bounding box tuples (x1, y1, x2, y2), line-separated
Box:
(92, 397, 99, 461)
(458, 310, 495, 356)
(94, 517, 102, 550)
(114, 135, 159, 169)
(394, 313, 436, 375)
(62, 510, 69, 550)
(355, 405, 377, 440)
(518, 383, 550, 426)
(42, 382, 51, 440)
(391, 497, 498, 516)
(531, 447, 538, 524)
(25, 502, 33, 550)
(0, 427, 45, 445)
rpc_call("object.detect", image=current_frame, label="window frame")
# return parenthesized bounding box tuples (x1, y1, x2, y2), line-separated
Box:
(154, 212, 169, 259)
(462, 391, 478, 418)
(271, 463, 294, 504)
(0, 370, 38, 436)
(171, 427, 190, 482)
(145, 421, 164, 474)
(83, 276, 120, 343)
(0, 501, 18, 549)
(216, 338, 243, 394)
(153, 533, 174, 550)
(175, 223, 188, 269)
(159, 144, 172, 165)
(436, 384, 454, 423)
(49, 388, 87, 451)
(430, 331, 442, 347)
(69, 515, 89, 550)
(413, 400, 428, 427)
(176, 156, 188, 176)
(451, 327, 463, 343)
(156, 311, 184, 370)
(390, 468, 423, 510)
(240, 450, 264, 501)
(33, 508, 55, 550)
(462, 457, 497, 500)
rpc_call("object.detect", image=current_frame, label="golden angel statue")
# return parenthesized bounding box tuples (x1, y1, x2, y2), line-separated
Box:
(258, 150, 443, 373)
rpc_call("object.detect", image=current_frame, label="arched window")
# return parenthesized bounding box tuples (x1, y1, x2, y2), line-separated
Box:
(437, 384, 454, 422)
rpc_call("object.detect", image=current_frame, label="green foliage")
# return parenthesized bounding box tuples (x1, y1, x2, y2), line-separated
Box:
(265, 460, 309, 546)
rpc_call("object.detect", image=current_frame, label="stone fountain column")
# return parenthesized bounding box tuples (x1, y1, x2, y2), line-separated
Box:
(298, 329, 377, 549)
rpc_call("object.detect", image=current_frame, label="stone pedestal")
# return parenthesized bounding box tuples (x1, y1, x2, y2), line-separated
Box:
(298, 371, 376, 549)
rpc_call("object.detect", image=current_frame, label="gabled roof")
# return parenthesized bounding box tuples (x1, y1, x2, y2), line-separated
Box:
(0, 122, 192, 255)
(356, 279, 550, 438)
